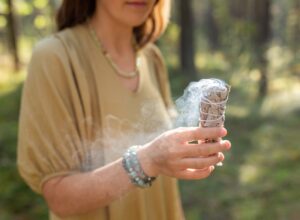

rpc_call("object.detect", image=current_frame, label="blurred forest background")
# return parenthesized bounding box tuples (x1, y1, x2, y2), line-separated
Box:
(0, 0, 300, 219)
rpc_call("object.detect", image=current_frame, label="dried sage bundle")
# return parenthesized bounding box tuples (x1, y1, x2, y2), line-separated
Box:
(198, 79, 230, 166)
(175, 78, 230, 166)
(198, 79, 230, 128)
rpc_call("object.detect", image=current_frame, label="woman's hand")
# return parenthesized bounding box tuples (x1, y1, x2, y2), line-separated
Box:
(138, 127, 231, 180)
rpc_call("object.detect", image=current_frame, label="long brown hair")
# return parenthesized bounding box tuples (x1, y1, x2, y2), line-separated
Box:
(56, 0, 171, 48)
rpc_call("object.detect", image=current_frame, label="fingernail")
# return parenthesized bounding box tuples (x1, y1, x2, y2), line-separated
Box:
(223, 140, 231, 149)
(218, 152, 224, 159)
(221, 128, 227, 136)
(227, 141, 231, 148)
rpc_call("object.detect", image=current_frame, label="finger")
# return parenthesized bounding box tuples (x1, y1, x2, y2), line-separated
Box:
(176, 127, 227, 143)
(182, 140, 231, 157)
(175, 166, 215, 180)
(179, 153, 224, 169)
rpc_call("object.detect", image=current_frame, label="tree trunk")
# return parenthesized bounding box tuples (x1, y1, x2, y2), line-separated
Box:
(230, 0, 271, 97)
(253, 0, 271, 45)
(229, 0, 249, 19)
(179, 0, 197, 80)
(290, 0, 300, 53)
(253, 0, 271, 98)
(205, 0, 219, 50)
(7, 0, 20, 71)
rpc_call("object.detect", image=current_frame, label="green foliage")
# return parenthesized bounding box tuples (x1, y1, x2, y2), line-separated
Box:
(15, 1, 34, 16)
(0, 0, 8, 14)
(34, 14, 50, 29)
(33, 0, 48, 9)
(162, 11, 300, 217)
(0, 76, 48, 219)
(169, 45, 300, 220)
(0, 15, 7, 28)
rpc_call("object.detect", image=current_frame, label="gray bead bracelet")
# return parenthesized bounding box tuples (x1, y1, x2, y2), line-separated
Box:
(122, 146, 156, 188)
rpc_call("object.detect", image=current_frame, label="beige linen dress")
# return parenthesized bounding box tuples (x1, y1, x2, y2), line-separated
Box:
(17, 23, 184, 220)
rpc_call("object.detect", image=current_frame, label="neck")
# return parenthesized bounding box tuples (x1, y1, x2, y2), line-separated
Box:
(90, 8, 134, 57)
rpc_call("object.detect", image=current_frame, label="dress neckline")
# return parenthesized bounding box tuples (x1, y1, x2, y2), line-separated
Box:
(85, 22, 144, 95)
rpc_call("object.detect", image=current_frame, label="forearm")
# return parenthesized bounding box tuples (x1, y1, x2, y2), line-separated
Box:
(42, 158, 134, 217)
(42, 127, 229, 218)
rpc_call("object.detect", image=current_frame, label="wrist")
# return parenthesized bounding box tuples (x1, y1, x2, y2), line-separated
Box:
(122, 146, 157, 188)
(137, 145, 159, 177)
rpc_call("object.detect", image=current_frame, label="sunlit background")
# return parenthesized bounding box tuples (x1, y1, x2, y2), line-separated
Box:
(0, 0, 300, 219)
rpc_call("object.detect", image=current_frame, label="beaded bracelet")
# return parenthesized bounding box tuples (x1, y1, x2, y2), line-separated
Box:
(122, 146, 156, 188)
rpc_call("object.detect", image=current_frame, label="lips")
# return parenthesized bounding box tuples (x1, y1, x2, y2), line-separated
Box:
(126, 1, 147, 7)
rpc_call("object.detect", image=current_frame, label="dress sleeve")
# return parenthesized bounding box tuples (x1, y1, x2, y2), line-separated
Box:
(17, 37, 86, 194)
(147, 44, 178, 119)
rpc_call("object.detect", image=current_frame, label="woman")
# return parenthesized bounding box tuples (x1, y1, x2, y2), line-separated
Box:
(17, 0, 231, 219)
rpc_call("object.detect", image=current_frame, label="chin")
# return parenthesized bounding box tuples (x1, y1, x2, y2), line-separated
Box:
(120, 10, 149, 27)
(124, 15, 149, 27)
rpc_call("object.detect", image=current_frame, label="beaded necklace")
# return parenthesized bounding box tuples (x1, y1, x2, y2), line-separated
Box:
(89, 23, 141, 79)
